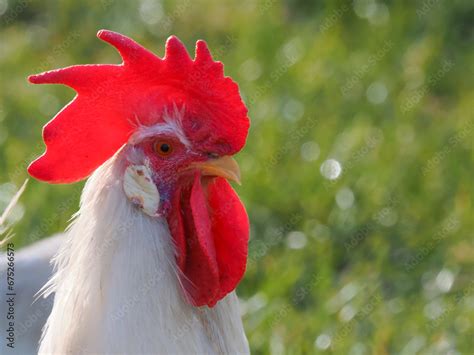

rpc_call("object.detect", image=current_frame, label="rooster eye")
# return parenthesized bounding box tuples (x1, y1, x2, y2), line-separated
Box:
(153, 141, 173, 156)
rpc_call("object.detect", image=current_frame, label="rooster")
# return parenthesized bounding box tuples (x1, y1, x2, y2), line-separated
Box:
(27, 30, 250, 354)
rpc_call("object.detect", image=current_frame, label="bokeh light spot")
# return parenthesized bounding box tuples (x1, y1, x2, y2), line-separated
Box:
(336, 187, 355, 209)
(282, 99, 304, 121)
(320, 159, 342, 180)
(300, 141, 320, 162)
(139, 0, 163, 25)
(239, 58, 262, 82)
(286, 231, 307, 249)
(435, 269, 455, 293)
(314, 333, 331, 350)
(366, 81, 388, 104)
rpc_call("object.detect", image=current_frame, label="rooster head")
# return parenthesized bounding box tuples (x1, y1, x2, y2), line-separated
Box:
(27, 30, 250, 307)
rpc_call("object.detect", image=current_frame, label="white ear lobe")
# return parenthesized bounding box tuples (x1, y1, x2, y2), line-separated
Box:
(123, 165, 160, 217)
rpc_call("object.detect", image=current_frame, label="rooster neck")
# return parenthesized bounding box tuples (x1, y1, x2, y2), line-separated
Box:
(39, 155, 249, 354)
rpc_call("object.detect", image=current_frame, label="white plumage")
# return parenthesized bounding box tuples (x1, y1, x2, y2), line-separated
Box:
(37, 151, 249, 354)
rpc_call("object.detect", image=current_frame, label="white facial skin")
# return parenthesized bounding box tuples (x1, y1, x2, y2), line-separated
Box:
(123, 164, 160, 217)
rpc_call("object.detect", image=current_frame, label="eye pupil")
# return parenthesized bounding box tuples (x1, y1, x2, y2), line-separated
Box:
(160, 144, 170, 153)
(153, 140, 173, 156)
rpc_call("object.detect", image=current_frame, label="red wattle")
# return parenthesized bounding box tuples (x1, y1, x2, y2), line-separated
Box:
(207, 177, 249, 301)
(167, 174, 249, 307)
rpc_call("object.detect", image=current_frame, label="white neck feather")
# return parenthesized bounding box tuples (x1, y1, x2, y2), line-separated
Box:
(38, 154, 249, 354)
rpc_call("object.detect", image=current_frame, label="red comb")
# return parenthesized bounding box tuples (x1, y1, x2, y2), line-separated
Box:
(28, 30, 249, 183)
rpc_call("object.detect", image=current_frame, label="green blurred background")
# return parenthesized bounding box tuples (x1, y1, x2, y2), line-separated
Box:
(0, 0, 473, 353)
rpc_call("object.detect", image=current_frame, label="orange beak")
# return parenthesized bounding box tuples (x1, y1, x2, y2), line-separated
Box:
(191, 156, 241, 185)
